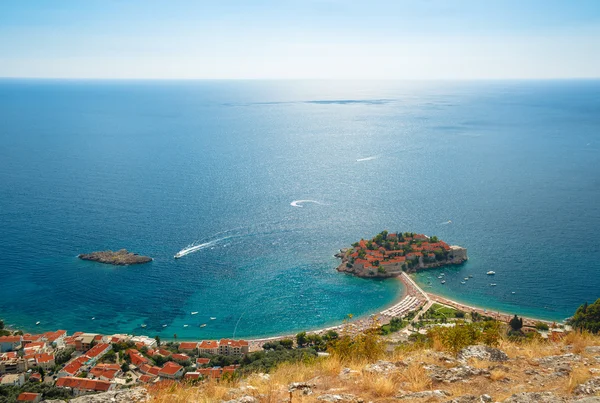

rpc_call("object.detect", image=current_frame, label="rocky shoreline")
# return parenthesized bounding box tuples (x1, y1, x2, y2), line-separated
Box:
(78, 249, 152, 266)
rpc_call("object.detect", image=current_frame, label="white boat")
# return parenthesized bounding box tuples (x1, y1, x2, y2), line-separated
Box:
(441, 280, 446, 284)
(210, 317, 216, 320)
(36, 321, 40, 325)
(490, 283, 497, 286)
(141, 324, 147, 328)
(487, 271, 496, 275)
(162, 324, 168, 327)
(437, 276, 443, 279)
(184, 324, 189, 328)
(91, 317, 95, 320)
(511, 291, 516, 294)
(464, 277, 469, 281)
(200, 324, 207, 328)
(460, 281, 466, 284)
(191, 312, 198, 315)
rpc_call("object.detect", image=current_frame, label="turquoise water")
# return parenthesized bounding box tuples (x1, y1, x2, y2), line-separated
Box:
(0, 80, 599, 338)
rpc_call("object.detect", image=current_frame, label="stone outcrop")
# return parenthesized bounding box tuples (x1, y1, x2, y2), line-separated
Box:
(425, 364, 490, 383)
(42, 387, 148, 403)
(458, 345, 509, 362)
(444, 395, 493, 403)
(397, 390, 451, 400)
(78, 249, 152, 266)
(317, 394, 363, 403)
(363, 360, 398, 374)
(574, 377, 600, 395)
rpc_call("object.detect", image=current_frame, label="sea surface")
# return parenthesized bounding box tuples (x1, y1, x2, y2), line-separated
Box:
(0, 79, 599, 339)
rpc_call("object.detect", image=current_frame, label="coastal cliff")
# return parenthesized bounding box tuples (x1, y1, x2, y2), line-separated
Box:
(336, 230, 467, 278)
(78, 249, 152, 266)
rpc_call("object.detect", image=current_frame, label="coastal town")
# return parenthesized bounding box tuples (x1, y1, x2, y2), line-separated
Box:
(0, 329, 248, 401)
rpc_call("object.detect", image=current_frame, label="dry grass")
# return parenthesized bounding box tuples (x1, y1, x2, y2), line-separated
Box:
(489, 368, 509, 382)
(146, 332, 600, 403)
(565, 366, 592, 394)
(564, 330, 596, 354)
(358, 373, 398, 397)
(397, 362, 432, 392)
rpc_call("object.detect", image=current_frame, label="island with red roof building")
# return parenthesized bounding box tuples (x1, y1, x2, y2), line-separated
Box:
(336, 230, 467, 278)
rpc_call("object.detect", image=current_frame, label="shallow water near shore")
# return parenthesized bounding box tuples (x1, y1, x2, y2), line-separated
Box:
(1, 79, 599, 338)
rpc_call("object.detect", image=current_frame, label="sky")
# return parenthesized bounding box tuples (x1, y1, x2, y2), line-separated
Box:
(1, 0, 599, 79)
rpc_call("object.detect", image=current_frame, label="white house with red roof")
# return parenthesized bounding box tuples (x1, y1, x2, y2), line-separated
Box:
(218, 339, 249, 356)
(198, 340, 219, 355)
(17, 392, 41, 402)
(56, 376, 114, 396)
(0, 336, 23, 352)
(158, 361, 184, 379)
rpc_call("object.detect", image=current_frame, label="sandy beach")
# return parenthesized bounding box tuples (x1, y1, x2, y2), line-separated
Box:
(246, 272, 560, 351)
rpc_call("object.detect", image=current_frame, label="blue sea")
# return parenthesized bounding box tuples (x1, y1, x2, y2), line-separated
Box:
(0, 79, 599, 339)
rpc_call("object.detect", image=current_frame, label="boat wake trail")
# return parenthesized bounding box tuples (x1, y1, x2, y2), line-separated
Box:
(290, 200, 326, 208)
(174, 238, 227, 259)
(356, 156, 378, 162)
(440, 220, 452, 225)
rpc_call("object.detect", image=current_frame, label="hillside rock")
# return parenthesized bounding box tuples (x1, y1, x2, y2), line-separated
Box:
(317, 393, 363, 402)
(425, 364, 490, 383)
(574, 377, 600, 395)
(42, 387, 148, 403)
(444, 395, 492, 403)
(223, 397, 258, 403)
(364, 360, 398, 374)
(458, 345, 509, 362)
(397, 390, 450, 399)
(502, 392, 567, 402)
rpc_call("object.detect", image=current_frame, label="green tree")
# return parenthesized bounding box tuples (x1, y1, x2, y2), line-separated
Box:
(570, 299, 600, 333)
(155, 335, 161, 347)
(377, 266, 386, 274)
(121, 362, 130, 372)
(509, 315, 523, 331)
(295, 332, 307, 348)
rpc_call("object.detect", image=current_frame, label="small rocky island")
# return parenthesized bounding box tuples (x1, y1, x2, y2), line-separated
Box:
(78, 249, 153, 266)
(336, 230, 467, 278)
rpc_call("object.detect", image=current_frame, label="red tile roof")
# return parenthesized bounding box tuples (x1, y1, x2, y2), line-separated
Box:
(219, 339, 248, 348)
(159, 361, 183, 376)
(0, 336, 22, 343)
(139, 374, 156, 383)
(35, 353, 54, 364)
(28, 373, 41, 382)
(178, 342, 198, 350)
(56, 377, 112, 392)
(17, 392, 41, 401)
(85, 343, 110, 358)
(198, 340, 218, 349)
(171, 353, 190, 362)
(61, 356, 88, 375)
(196, 358, 210, 365)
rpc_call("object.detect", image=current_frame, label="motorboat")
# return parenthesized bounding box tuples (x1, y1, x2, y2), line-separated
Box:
(487, 271, 496, 275)
(141, 324, 146, 328)
(183, 324, 189, 328)
(191, 312, 198, 315)
(200, 324, 207, 328)
(490, 283, 497, 286)
(441, 280, 446, 284)
(210, 317, 216, 320)
(36, 321, 40, 325)
(460, 281, 466, 284)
